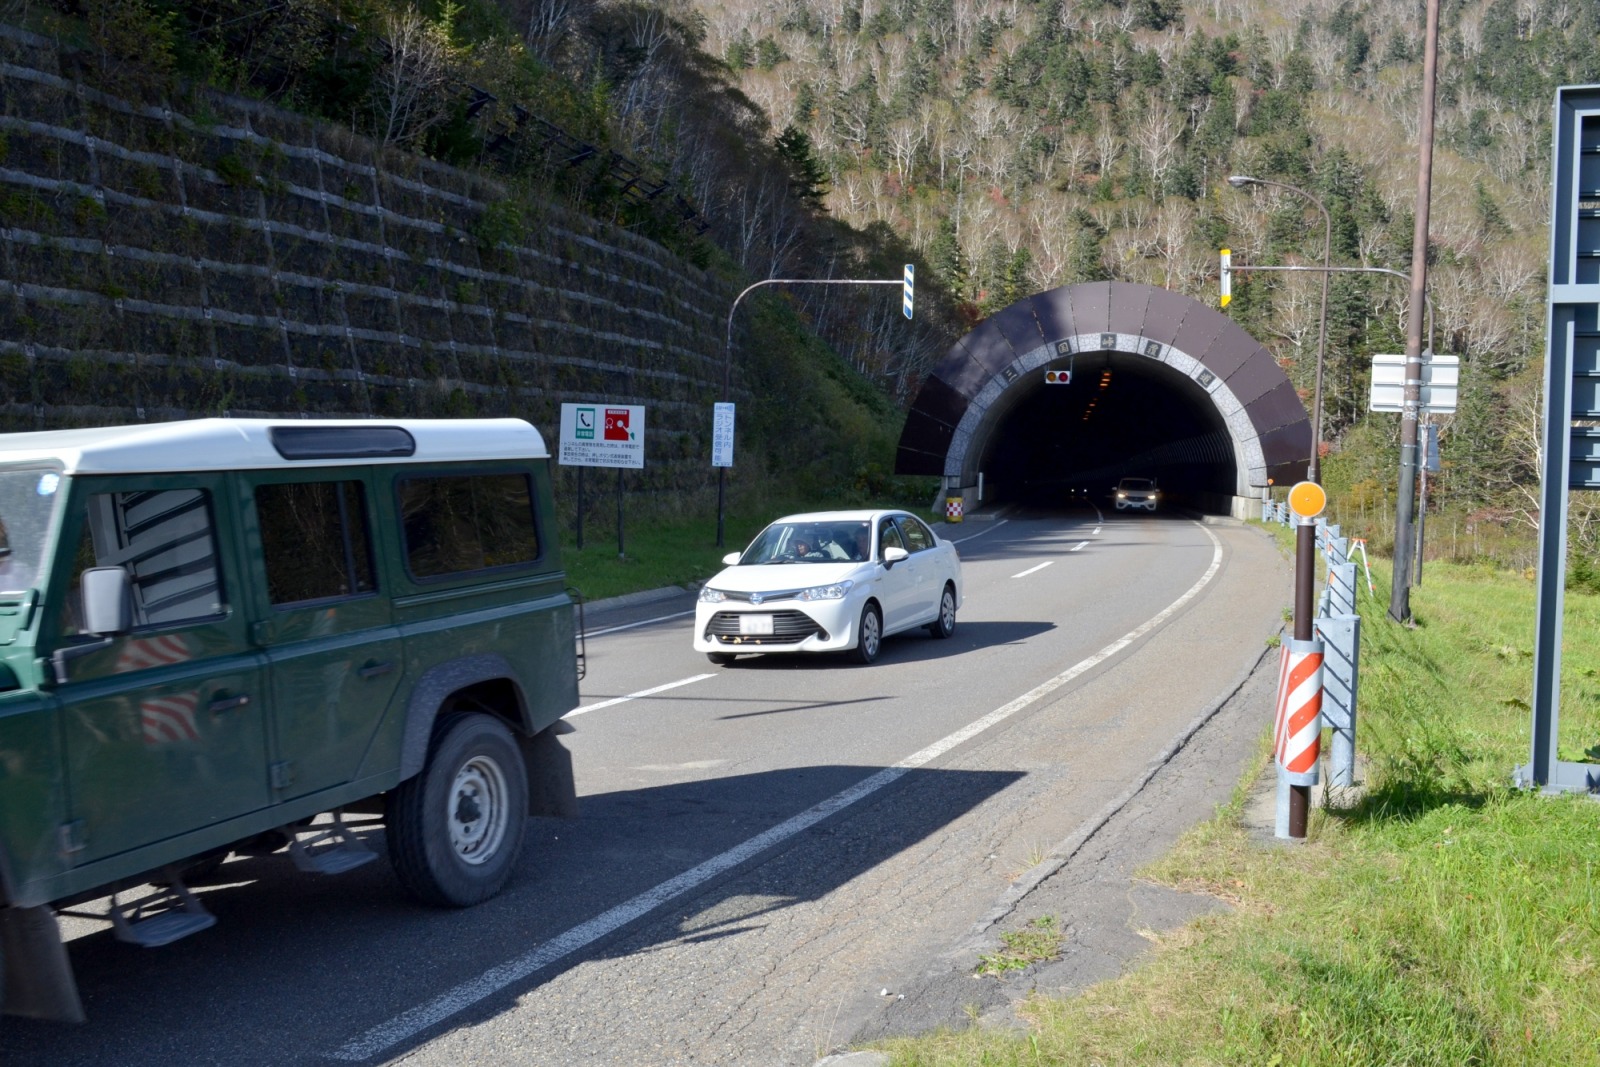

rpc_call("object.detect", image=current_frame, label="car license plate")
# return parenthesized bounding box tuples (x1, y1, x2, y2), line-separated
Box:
(739, 614, 774, 636)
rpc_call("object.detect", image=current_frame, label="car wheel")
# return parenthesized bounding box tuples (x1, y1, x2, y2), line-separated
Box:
(926, 583, 957, 639)
(386, 712, 528, 908)
(707, 651, 736, 665)
(851, 602, 882, 664)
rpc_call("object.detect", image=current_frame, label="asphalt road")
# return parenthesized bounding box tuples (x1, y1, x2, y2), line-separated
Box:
(4, 505, 1290, 1066)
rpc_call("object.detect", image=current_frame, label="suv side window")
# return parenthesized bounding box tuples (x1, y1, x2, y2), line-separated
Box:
(61, 488, 224, 635)
(399, 472, 540, 579)
(256, 481, 376, 606)
(898, 516, 935, 552)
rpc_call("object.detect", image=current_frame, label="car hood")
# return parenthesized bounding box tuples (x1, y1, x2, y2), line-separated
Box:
(707, 562, 866, 595)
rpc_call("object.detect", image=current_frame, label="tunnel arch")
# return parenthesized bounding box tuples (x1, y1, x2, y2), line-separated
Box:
(896, 281, 1312, 516)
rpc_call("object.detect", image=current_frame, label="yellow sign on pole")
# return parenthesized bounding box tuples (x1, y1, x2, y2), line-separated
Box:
(1287, 480, 1327, 519)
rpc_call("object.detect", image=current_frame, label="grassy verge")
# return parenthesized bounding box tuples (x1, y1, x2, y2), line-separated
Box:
(870, 534, 1600, 1065)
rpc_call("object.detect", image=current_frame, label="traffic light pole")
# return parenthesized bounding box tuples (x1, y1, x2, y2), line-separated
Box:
(719, 274, 911, 547)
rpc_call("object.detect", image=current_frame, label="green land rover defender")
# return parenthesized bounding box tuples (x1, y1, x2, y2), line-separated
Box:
(0, 418, 581, 1022)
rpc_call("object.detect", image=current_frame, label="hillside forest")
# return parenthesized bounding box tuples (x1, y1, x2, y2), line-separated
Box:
(21, 0, 1600, 569)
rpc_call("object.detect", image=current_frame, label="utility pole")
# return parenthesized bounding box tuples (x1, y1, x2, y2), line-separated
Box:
(1390, 0, 1441, 623)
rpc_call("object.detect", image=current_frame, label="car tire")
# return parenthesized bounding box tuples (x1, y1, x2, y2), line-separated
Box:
(386, 711, 528, 908)
(707, 651, 737, 665)
(926, 583, 957, 639)
(851, 602, 882, 664)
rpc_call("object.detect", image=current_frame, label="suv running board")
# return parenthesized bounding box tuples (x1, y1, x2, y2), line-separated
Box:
(109, 875, 217, 948)
(288, 814, 378, 876)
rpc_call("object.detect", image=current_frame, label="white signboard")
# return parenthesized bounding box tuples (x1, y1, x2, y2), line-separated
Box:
(1370, 354, 1459, 414)
(559, 403, 645, 469)
(711, 402, 735, 468)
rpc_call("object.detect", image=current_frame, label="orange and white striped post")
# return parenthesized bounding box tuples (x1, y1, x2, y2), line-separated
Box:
(1273, 637, 1324, 838)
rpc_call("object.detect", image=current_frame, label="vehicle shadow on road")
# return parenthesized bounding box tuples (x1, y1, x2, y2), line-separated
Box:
(713, 620, 1057, 672)
(3, 765, 1025, 1067)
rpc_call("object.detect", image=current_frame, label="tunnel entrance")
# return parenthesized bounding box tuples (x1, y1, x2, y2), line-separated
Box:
(984, 351, 1236, 507)
(896, 281, 1312, 518)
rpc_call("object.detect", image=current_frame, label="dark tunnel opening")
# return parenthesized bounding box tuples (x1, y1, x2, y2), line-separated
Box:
(982, 352, 1238, 511)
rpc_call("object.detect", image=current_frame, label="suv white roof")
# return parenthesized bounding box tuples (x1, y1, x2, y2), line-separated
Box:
(0, 418, 549, 475)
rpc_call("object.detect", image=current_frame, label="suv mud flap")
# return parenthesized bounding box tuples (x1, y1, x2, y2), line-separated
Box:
(1, 904, 85, 1023)
(520, 720, 579, 818)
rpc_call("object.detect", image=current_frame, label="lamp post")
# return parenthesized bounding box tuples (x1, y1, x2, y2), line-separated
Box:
(1228, 175, 1332, 842)
(1228, 175, 1332, 485)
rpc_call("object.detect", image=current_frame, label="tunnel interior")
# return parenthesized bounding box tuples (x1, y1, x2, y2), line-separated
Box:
(981, 350, 1237, 508)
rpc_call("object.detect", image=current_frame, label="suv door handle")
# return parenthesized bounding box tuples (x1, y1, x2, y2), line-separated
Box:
(359, 661, 395, 679)
(208, 693, 251, 714)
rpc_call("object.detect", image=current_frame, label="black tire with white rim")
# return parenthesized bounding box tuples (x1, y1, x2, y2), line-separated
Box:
(926, 582, 957, 639)
(851, 601, 882, 664)
(386, 712, 528, 908)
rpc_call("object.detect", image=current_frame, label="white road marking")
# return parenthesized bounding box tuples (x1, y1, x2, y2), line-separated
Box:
(1011, 561, 1054, 578)
(1093, 526, 1102, 535)
(584, 609, 695, 638)
(565, 674, 715, 718)
(1070, 541, 1088, 552)
(950, 519, 1008, 544)
(327, 525, 1224, 1063)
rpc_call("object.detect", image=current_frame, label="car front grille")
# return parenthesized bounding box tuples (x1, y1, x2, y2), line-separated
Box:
(705, 610, 827, 645)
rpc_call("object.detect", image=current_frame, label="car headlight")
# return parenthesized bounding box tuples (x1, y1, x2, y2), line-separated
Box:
(699, 587, 728, 604)
(1117, 492, 1127, 498)
(797, 579, 853, 601)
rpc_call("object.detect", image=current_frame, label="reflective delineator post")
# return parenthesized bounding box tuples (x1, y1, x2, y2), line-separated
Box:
(1281, 482, 1329, 839)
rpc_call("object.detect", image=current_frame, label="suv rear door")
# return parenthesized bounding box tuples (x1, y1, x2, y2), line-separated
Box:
(243, 472, 403, 801)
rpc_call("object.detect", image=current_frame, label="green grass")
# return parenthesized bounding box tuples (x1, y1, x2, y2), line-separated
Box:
(868, 539, 1600, 1066)
(976, 917, 1065, 977)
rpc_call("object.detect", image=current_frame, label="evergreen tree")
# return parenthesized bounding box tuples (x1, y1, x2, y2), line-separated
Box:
(774, 125, 828, 207)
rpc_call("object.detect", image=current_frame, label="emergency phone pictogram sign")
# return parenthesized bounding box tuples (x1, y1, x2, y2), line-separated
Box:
(560, 403, 645, 469)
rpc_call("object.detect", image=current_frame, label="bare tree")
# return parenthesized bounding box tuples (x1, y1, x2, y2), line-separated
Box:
(370, 7, 457, 149)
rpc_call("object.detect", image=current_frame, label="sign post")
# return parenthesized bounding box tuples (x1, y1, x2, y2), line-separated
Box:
(559, 403, 645, 559)
(721, 271, 914, 546)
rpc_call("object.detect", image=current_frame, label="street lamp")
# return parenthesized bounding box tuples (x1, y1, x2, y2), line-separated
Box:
(1227, 175, 1331, 485)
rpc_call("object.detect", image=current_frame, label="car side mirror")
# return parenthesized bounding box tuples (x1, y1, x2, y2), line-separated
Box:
(722, 552, 742, 566)
(882, 546, 909, 566)
(81, 566, 132, 636)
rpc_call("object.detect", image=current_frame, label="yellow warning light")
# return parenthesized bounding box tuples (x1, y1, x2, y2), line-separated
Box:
(1287, 480, 1327, 518)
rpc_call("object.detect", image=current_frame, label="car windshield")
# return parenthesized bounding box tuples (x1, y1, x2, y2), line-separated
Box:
(0, 467, 62, 594)
(739, 520, 871, 564)
(1120, 479, 1154, 490)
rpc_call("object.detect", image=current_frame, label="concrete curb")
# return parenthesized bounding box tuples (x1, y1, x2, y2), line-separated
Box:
(578, 583, 698, 614)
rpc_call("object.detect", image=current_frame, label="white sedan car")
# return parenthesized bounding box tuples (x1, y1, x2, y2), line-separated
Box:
(694, 509, 963, 665)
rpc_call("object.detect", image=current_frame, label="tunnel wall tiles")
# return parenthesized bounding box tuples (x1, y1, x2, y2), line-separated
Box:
(989, 301, 1045, 355)
(1106, 282, 1152, 337)
(1030, 291, 1077, 346)
(1065, 283, 1112, 337)
(1139, 288, 1193, 347)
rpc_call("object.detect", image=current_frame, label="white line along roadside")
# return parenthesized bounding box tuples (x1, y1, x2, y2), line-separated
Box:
(327, 523, 1225, 1062)
(565, 674, 715, 718)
